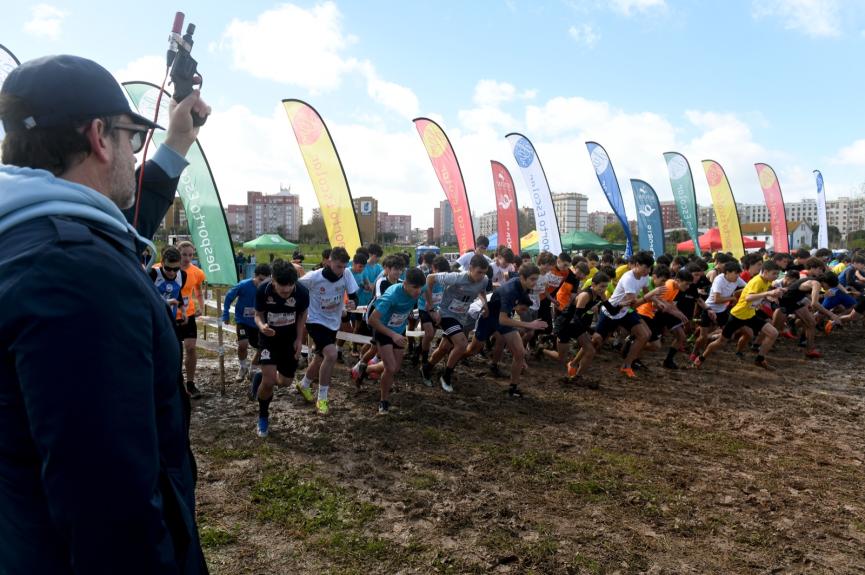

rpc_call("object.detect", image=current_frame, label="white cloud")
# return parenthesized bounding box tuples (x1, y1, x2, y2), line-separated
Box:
(568, 24, 600, 48)
(752, 0, 841, 37)
(113, 56, 167, 85)
(610, 0, 667, 16)
(24, 4, 66, 40)
(831, 139, 865, 166)
(218, 2, 419, 118)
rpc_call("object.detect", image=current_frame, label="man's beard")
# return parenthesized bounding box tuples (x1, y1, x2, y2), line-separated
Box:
(109, 153, 136, 210)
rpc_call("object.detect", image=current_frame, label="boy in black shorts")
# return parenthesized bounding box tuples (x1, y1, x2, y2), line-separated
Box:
(252, 260, 309, 437)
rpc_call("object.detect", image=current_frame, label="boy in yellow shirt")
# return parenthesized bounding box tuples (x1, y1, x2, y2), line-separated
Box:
(693, 260, 783, 370)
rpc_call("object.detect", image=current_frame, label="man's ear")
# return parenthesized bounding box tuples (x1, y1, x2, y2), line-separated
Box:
(84, 118, 112, 164)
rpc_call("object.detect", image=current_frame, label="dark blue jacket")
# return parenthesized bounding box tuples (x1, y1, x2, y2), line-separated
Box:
(0, 154, 207, 574)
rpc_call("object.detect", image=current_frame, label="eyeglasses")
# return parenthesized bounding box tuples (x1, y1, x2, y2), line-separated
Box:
(112, 123, 150, 154)
(163, 265, 181, 272)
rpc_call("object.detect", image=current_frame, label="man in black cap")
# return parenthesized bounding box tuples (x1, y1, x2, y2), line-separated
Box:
(0, 55, 210, 573)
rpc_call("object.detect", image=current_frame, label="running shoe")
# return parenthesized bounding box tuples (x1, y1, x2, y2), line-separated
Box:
(632, 359, 649, 371)
(567, 364, 578, 378)
(688, 353, 698, 363)
(351, 363, 367, 386)
(368, 370, 381, 381)
(187, 382, 202, 399)
(377, 400, 390, 416)
(235, 365, 249, 383)
(420, 363, 433, 387)
(754, 357, 773, 370)
(804, 349, 823, 359)
(691, 355, 704, 369)
(295, 382, 314, 403)
(316, 399, 330, 415)
(619, 367, 637, 379)
(507, 385, 524, 398)
(735, 351, 745, 359)
(824, 321, 835, 336)
(489, 363, 502, 377)
(256, 417, 269, 438)
(663, 359, 679, 370)
(780, 330, 796, 340)
(440, 375, 454, 393)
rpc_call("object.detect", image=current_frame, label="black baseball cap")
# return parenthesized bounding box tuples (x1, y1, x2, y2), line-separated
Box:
(0, 54, 162, 133)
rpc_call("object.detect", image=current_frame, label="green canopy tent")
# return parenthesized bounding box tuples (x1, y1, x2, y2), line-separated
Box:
(522, 231, 625, 254)
(242, 234, 298, 251)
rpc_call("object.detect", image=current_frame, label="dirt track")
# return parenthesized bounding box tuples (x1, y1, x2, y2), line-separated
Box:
(190, 326, 865, 574)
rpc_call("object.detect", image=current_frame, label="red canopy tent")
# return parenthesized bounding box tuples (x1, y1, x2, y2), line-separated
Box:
(676, 227, 766, 252)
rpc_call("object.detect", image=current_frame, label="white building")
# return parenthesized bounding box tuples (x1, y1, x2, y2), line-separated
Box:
(551, 192, 588, 234)
(740, 220, 813, 251)
(476, 210, 497, 237)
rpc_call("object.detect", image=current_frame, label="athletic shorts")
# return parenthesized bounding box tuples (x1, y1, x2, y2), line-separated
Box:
(355, 320, 372, 337)
(418, 309, 438, 326)
(556, 318, 591, 343)
(440, 316, 471, 340)
(594, 310, 644, 338)
(175, 315, 198, 340)
(236, 323, 260, 348)
(722, 314, 768, 340)
(780, 297, 809, 315)
(373, 330, 405, 349)
(822, 293, 856, 311)
(643, 312, 684, 342)
(306, 322, 338, 355)
(259, 334, 299, 378)
(700, 308, 730, 328)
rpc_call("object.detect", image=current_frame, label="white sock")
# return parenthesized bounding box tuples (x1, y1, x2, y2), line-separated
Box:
(301, 376, 312, 389)
(318, 385, 329, 401)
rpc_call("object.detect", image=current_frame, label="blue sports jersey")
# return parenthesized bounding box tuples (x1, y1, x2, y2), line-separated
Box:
(352, 266, 373, 307)
(222, 278, 259, 327)
(418, 282, 444, 311)
(371, 283, 419, 334)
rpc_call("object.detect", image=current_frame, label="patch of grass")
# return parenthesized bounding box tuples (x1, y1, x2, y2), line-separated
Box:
(567, 478, 617, 499)
(676, 428, 752, 457)
(571, 552, 602, 573)
(511, 449, 556, 472)
(251, 470, 379, 535)
(406, 472, 439, 490)
(207, 446, 254, 462)
(199, 525, 237, 548)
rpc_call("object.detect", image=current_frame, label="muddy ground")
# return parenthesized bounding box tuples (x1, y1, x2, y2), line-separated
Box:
(188, 324, 865, 574)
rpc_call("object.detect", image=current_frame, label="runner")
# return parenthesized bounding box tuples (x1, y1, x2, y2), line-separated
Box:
(455, 235, 492, 269)
(636, 267, 693, 369)
(414, 255, 451, 378)
(773, 271, 838, 357)
(472, 264, 548, 398)
(592, 251, 660, 379)
(251, 260, 309, 437)
(176, 240, 206, 398)
(693, 261, 782, 370)
(366, 268, 427, 414)
(351, 254, 406, 385)
(150, 246, 188, 339)
(421, 254, 491, 391)
(222, 263, 272, 382)
(691, 260, 745, 360)
(558, 272, 610, 387)
(297, 247, 359, 415)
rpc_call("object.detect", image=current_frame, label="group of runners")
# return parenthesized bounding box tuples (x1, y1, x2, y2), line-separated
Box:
(154, 237, 864, 438)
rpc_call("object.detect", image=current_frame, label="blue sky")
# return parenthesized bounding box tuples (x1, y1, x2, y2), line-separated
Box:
(3, 0, 865, 229)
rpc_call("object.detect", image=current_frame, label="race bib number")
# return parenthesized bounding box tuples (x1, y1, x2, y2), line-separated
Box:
(387, 312, 408, 328)
(267, 312, 296, 327)
(448, 299, 470, 314)
(243, 308, 256, 318)
(432, 292, 443, 305)
(321, 296, 341, 312)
